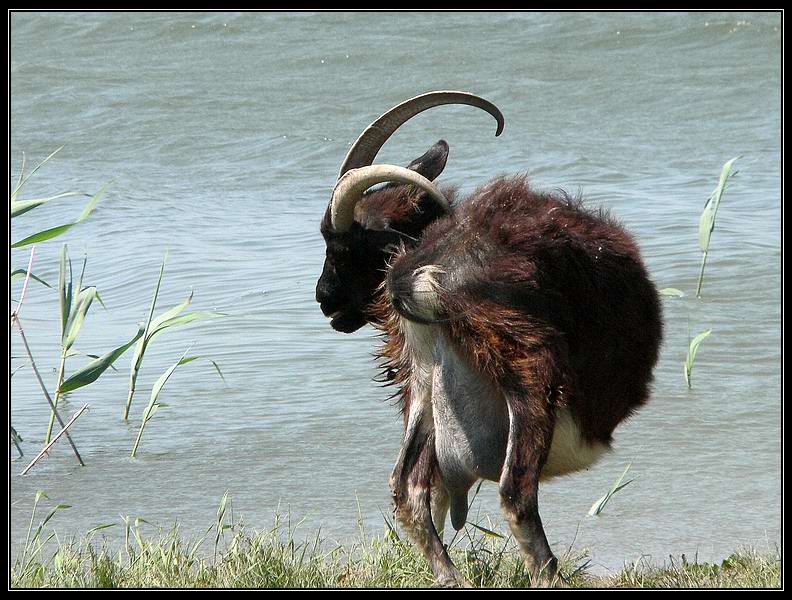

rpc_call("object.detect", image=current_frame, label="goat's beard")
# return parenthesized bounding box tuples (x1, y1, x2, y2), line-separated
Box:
(330, 309, 367, 333)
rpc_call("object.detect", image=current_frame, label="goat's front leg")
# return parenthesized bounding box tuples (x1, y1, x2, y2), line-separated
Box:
(390, 406, 467, 587)
(499, 393, 563, 586)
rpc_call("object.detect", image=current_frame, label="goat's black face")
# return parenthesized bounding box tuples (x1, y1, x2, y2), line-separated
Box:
(316, 223, 401, 333)
(316, 140, 451, 333)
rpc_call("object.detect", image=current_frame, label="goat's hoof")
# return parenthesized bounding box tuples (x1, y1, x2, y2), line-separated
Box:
(533, 572, 570, 589)
(434, 573, 472, 588)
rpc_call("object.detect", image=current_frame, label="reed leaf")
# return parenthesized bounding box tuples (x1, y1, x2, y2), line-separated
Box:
(146, 311, 225, 343)
(659, 288, 685, 298)
(149, 290, 193, 331)
(11, 426, 24, 458)
(180, 356, 226, 383)
(95, 290, 108, 310)
(684, 329, 712, 388)
(696, 157, 739, 297)
(11, 192, 83, 218)
(59, 327, 145, 394)
(65, 351, 119, 372)
(11, 181, 112, 248)
(76, 253, 87, 292)
(11, 146, 64, 201)
(47, 248, 74, 441)
(13, 151, 26, 199)
(58, 245, 73, 338)
(130, 347, 191, 458)
(588, 463, 634, 516)
(10, 269, 51, 289)
(62, 287, 97, 351)
(12, 223, 75, 248)
(699, 157, 739, 252)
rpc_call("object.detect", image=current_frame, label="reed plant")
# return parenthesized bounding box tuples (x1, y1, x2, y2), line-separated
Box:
(123, 254, 224, 420)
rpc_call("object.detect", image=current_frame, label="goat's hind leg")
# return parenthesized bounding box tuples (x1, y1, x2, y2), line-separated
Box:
(430, 476, 450, 542)
(500, 386, 566, 587)
(391, 423, 467, 587)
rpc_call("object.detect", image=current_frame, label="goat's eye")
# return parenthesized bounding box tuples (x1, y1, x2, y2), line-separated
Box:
(333, 247, 351, 266)
(327, 244, 346, 257)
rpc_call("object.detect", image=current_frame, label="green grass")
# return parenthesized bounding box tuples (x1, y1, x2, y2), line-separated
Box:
(11, 515, 780, 589)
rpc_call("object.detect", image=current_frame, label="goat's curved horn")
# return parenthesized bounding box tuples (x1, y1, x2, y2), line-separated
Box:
(330, 165, 448, 233)
(338, 91, 504, 179)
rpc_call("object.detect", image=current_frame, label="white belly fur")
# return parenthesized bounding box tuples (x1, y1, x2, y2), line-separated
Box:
(542, 408, 609, 480)
(400, 318, 608, 528)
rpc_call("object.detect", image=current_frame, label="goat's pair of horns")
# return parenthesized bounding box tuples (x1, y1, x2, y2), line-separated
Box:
(329, 91, 504, 233)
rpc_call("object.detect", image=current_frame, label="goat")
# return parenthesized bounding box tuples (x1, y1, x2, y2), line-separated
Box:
(316, 92, 663, 587)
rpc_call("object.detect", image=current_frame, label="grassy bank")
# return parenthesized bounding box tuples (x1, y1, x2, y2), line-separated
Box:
(11, 515, 780, 588)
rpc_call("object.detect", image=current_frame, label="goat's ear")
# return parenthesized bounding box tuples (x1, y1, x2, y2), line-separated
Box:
(405, 139, 449, 182)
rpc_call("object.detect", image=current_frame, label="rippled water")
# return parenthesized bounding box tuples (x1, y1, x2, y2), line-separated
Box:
(10, 12, 781, 573)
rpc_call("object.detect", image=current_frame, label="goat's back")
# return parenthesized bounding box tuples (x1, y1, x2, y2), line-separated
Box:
(385, 175, 663, 444)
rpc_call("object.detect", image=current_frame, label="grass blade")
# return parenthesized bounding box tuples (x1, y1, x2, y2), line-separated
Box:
(469, 523, 505, 539)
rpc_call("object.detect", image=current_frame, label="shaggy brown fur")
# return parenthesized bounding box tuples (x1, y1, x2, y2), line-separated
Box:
(374, 174, 662, 445)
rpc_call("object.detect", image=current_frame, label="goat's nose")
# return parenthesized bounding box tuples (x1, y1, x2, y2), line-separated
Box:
(315, 282, 330, 305)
